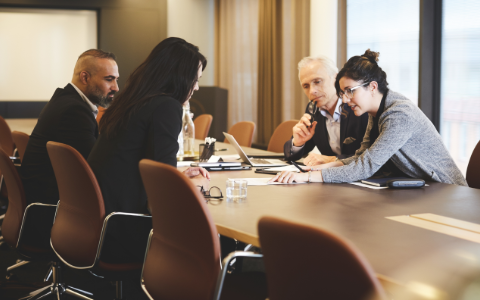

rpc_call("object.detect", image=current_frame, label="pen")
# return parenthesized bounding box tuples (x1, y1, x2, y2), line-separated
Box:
(290, 161, 307, 173)
(215, 149, 228, 151)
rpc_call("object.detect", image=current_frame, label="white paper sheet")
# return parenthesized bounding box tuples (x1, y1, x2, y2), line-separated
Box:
(219, 154, 241, 161)
(229, 177, 307, 186)
(177, 161, 192, 168)
(264, 165, 300, 172)
(208, 155, 221, 162)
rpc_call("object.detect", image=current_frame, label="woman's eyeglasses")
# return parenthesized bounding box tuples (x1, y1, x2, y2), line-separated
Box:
(197, 186, 223, 202)
(339, 82, 370, 99)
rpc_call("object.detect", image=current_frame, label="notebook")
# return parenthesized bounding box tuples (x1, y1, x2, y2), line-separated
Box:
(222, 132, 289, 167)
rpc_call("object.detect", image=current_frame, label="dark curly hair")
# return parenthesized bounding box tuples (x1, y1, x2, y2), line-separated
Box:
(335, 49, 388, 97)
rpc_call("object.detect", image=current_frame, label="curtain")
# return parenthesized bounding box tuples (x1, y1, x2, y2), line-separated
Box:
(281, 0, 310, 122)
(215, 0, 259, 135)
(215, 0, 309, 146)
(257, 0, 283, 145)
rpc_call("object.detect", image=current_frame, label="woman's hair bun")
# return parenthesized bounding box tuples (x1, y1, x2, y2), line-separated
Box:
(361, 49, 380, 63)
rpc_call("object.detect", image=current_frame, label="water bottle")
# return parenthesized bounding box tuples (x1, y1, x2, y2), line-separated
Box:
(182, 101, 195, 156)
(177, 107, 185, 158)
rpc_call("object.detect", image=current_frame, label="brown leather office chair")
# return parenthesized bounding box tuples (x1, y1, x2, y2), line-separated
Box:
(267, 120, 298, 153)
(224, 121, 255, 147)
(0, 146, 58, 296)
(0, 116, 15, 157)
(47, 141, 152, 300)
(139, 159, 267, 300)
(11, 131, 29, 162)
(0, 116, 15, 201)
(258, 216, 387, 300)
(466, 140, 480, 189)
(194, 114, 213, 140)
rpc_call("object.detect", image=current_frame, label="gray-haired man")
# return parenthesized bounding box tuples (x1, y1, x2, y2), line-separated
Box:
(284, 56, 369, 166)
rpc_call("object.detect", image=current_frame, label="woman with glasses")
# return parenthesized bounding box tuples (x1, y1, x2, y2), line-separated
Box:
(270, 49, 467, 186)
(87, 37, 211, 263)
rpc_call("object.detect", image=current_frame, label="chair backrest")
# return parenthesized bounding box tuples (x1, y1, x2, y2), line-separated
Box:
(258, 216, 387, 300)
(0, 116, 15, 156)
(139, 159, 221, 300)
(0, 147, 27, 247)
(224, 121, 255, 147)
(194, 114, 213, 140)
(466, 140, 480, 189)
(267, 120, 298, 153)
(11, 131, 30, 161)
(46, 141, 105, 267)
(0, 116, 15, 198)
(96, 106, 106, 124)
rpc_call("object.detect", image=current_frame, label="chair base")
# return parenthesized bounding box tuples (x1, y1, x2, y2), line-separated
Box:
(7, 259, 30, 272)
(6, 259, 30, 280)
(20, 284, 93, 300)
(19, 261, 93, 300)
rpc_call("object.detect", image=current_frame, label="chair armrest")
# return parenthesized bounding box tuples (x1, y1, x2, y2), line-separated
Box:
(17, 203, 57, 250)
(95, 212, 152, 264)
(212, 251, 264, 300)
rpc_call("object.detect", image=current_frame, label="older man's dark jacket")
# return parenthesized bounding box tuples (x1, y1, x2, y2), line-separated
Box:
(284, 104, 369, 161)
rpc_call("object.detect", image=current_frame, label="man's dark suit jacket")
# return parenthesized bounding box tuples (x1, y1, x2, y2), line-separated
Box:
(21, 84, 98, 205)
(284, 103, 369, 161)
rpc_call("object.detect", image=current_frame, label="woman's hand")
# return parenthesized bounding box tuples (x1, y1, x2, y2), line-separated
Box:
(183, 167, 211, 180)
(268, 171, 309, 183)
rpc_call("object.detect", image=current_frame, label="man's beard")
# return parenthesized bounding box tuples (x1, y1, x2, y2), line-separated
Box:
(86, 85, 115, 108)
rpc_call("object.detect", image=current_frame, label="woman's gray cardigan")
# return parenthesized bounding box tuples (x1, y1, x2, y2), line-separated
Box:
(322, 91, 467, 186)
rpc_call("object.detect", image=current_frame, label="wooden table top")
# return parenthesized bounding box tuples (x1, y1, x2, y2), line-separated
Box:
(196, 141, 480, 287)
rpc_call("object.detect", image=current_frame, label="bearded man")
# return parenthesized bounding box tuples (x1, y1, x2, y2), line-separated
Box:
(22, 49, 119, 205)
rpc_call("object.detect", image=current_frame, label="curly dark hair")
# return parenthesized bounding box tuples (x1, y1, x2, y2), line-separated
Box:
(335, 49, 388, 97)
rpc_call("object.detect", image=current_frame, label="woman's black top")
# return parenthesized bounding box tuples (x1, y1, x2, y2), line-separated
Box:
(88, 96, 182, 216)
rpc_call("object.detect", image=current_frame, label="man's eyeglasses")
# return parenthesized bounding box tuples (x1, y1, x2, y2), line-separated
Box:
(339, 82, 370, 99)
(197, 185, 223, 200)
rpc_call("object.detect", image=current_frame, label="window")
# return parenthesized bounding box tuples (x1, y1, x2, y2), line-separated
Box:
(440, 0, 480, 174)
(347, 0, 420, 104)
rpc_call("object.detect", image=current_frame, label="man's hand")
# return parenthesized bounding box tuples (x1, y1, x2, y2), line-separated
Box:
(292, 114, 318, 147)
(184, 167, 210, 189)
(303, 153, 336, 166)
(183, 167, 210, 180)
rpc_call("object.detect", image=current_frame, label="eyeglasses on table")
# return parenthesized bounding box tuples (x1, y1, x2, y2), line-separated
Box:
(197, 185, 223, 203)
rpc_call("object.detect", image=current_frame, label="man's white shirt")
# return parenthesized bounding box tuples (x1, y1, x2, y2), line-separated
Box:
(291, 98, 343, 156)
(70, 83, 98, 119)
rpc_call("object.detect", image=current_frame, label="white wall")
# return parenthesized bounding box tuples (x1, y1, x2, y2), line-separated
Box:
(167, 0, 215, 86)
(0, 8, 97, 101)
(310, 0, 337, 64)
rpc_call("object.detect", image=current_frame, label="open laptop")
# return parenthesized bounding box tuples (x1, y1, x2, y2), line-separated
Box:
(223, 132, 289, 167)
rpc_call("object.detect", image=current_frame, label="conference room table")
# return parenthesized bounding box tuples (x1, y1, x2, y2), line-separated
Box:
(187, 140, 480, 295)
